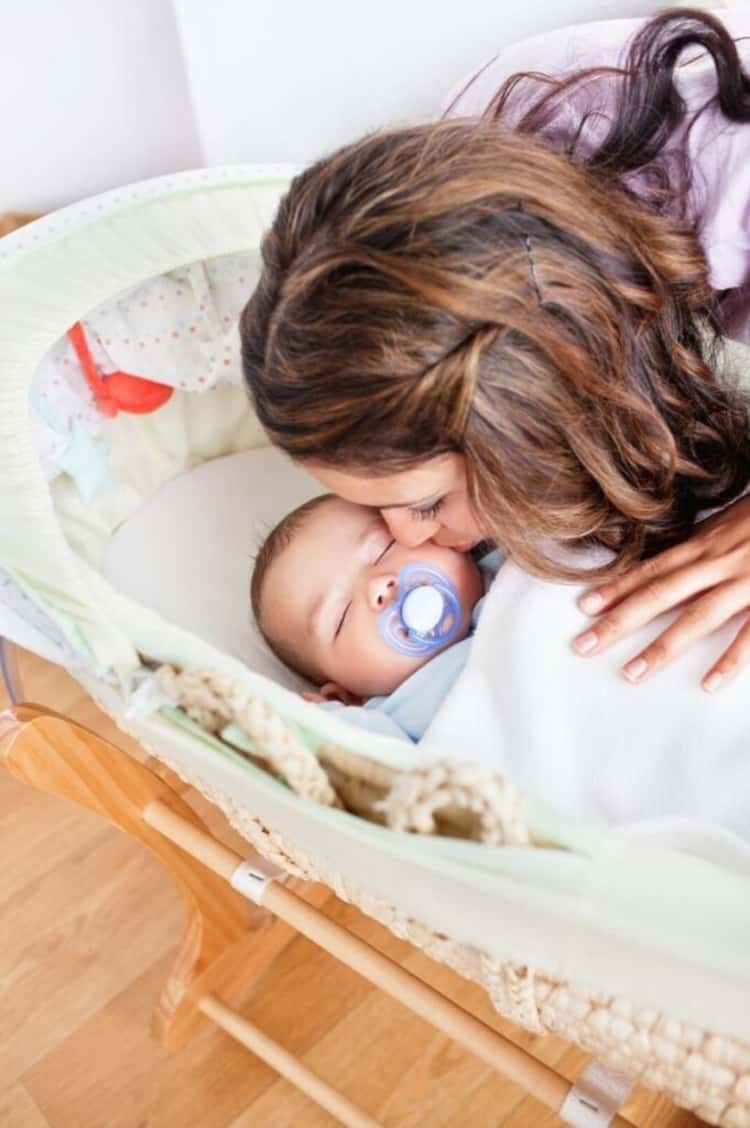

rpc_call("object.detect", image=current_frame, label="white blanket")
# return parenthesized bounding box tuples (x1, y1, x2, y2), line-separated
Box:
(420, 558, 750, 845)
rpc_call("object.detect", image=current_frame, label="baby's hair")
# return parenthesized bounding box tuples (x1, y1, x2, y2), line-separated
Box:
(250, 492, 334, 682)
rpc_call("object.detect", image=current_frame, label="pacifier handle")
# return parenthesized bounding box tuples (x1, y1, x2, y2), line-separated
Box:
(401, 585, 444, 635)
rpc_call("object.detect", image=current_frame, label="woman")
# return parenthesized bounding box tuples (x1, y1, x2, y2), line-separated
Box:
(241, 7, 750, 693)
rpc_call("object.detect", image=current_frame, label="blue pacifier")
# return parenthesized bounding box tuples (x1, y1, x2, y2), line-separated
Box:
(379, 562, 463, 657)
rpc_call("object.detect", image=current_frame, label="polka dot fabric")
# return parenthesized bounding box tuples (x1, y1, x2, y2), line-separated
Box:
(85, 250, 257, 393)
(31, 249, 258, 489)
(11, 162, 298, 498)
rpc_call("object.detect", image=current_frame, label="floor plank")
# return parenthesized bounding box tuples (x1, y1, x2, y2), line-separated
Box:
(0, 1083, 50, 1128)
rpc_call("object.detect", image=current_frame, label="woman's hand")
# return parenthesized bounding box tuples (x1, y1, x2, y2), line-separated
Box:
(573, 494, 750, 691)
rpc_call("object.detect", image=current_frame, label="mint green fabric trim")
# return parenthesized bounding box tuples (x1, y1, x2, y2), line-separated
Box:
(147, 697, 750, 995)
(153, 701, 750, 984)
(68, 669, 750, 1040)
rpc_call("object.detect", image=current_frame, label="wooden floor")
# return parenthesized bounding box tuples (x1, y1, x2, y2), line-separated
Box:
(0, 648, 704, 1128)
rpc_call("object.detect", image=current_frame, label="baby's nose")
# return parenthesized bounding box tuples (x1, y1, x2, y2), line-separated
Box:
(368, 573, 398, 612)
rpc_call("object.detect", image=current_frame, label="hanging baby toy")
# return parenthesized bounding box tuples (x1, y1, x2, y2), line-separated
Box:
(379, 563, 462, 657)
(67, 321, 173, 416)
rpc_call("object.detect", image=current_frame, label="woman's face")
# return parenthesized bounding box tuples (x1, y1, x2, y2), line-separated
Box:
(305, 453, 486, 551)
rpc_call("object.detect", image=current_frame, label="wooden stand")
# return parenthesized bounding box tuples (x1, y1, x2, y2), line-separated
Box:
(0, 704, 318, 1048)
(0, 703, 636, 1128)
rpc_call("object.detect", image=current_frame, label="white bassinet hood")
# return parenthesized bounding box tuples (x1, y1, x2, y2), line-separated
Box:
(0, 165, 296, 673)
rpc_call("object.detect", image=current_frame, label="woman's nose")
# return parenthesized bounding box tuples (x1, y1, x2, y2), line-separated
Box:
(367, 573, 398, 612)
(381, 509, 438, 548)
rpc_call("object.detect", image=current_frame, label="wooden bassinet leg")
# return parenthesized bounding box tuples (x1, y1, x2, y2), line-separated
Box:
(143, 797, 638, 1128)
(0, 703, 317, 1051)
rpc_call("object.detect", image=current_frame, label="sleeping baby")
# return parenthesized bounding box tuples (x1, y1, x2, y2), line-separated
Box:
(251, 493, 497, 741)
(253, 493, 750, 841)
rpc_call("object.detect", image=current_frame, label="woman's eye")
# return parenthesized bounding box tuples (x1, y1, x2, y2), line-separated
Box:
(334, 603, 350, 639)
(410, 498, 445, 521)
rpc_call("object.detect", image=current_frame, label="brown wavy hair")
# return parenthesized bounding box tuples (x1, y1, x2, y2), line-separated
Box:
(241, 9, 750, 578)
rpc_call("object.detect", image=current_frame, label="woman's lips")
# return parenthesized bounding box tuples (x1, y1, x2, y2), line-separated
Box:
(430, 535, 480, 553)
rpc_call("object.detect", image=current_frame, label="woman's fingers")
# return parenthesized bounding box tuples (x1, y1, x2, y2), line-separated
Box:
(573, 558, 723, 657)
(580, 496, 750, 617)
(573, 496, 750, 685)
(614, 581, 750, 684)
(578, 539, 698, 615)
(701, 615, 750, 693)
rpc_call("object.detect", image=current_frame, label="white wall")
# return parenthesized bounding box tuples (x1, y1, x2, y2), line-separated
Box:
(174, 0, 664, 167)
(2, 0, 729, 212)
(0, 0, 201, 211)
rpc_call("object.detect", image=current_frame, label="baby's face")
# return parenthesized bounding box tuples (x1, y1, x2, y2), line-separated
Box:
(260, 497, 484, 698)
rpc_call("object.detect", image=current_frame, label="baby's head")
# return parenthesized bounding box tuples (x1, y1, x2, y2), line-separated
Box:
(251, 495, 484, 700)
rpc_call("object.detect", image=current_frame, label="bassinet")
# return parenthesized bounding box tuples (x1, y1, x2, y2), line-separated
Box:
(2, 167, 750, 1128)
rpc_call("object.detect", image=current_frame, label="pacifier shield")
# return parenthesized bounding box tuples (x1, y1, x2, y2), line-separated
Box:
(379, 562, 462, 658)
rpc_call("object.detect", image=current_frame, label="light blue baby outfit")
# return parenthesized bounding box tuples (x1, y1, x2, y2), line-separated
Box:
(322, 552, 500, 743)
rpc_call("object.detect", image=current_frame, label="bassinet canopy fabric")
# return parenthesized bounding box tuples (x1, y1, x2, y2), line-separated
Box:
(2, 168, 750, 1119)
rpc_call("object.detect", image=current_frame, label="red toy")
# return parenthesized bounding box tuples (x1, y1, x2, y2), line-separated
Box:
(67, 321, 173, 417)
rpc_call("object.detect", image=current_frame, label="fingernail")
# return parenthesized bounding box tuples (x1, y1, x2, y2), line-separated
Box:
(703, 672, 723, 694)
(573, 631, 598, 655)
(623, 657, 648, 683)
(579, 593, 604, 614)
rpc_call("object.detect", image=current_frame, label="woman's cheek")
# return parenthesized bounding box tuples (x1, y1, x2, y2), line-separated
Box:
(454, 497, 483, 538)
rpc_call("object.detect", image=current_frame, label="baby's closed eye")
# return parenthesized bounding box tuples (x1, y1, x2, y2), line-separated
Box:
(334, 601, 351, 639)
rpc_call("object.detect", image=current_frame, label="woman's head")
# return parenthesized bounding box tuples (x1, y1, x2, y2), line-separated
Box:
(241, 14, 750, 578)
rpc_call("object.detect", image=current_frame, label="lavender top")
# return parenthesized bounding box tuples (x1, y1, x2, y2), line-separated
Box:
(444, 9, 750, 342)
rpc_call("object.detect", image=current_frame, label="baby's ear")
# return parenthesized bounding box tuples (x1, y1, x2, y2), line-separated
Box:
(319, 682, 364, 707)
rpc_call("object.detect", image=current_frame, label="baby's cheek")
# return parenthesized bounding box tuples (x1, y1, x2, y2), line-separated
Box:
(336, 629, 397, 684)
(357, 628, 425, 696)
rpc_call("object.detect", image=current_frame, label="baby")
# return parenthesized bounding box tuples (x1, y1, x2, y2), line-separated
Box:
(251, 494, 495, 741)
(253, 495, 750, 845)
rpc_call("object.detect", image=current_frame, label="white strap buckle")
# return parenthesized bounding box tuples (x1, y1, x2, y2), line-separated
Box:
(560, 1061, 634, 1127)
(229, 860, 282, 904)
